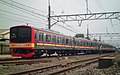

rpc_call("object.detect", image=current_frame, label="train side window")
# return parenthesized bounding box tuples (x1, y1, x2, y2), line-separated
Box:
(84, 42, 86, 46)
(72, 40, 74, 45)
(57, 37, 61, 44)
(80, 41, 83, 46)
(39, 32, 44, 42)
(46, 34, 51, 42)
(62, 38, 65, 44)
(77, 41, 79, 46)
(35, 33, 37, 39)
(52, 35, 56, 43)
(66, 38, 69, 45)
(69, 39, 72, 45)
(76, 41, 79, 46)
(86, 42, 89, 46)
(79, 41, 81, 46)
(74, 40, 77, 46)
(90, 43, 92, 47)
(60, 37, 62, 44)
(86, 42, 88, 46)
(83, 42, 85, 46)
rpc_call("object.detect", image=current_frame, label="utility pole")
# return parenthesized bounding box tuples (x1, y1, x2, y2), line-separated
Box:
(86, 0, 88, 14)
(86, 24, 90, 40)
(87, 24, 89, 37)
(48, 0, 51, 29)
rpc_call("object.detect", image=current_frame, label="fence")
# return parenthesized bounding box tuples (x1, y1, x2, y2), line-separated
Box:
(0, 44, 10, 55)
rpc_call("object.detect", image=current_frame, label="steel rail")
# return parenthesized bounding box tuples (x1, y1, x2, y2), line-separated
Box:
(9, 53, 115, 75)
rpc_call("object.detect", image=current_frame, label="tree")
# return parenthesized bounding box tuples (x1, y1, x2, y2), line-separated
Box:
(85, 36, 90, 40)
(93, 38, 97, 41)
(75, 34, 84, 38)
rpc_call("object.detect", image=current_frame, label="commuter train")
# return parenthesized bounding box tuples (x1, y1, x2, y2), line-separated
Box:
(10, 25, 116, 58)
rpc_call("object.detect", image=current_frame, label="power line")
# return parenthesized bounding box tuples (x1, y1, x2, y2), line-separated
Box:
(0, 1, 47, 22)
(0, 0, 47, 18)
(0, 0, 86, 33)
(57, 23, 78, 33)
(0, 9, 46, 24)
(63, 23, 80, 32)
(110, 19, 116, 33)
(97, 0, 105, 11)
(0, 18, 46, 28)
(94, 0, 105, 12)
(0, 12, 47, 25)
(51, 18, 79, 33)
(11, 0, 47, 14)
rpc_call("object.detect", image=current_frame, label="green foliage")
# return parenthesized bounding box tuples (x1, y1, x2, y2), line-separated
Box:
(75, 34, 84, 38)
(93, 38, 97, 41)
(85, 37, 90, 40)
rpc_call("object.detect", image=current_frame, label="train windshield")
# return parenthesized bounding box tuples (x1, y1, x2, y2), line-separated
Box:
(10, 26, 31, 43)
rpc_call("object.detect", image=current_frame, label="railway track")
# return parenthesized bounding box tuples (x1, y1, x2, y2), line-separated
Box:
(0, 53, 114, 65)
(0, 59, 51, 65)
(9, 53, 116, 75)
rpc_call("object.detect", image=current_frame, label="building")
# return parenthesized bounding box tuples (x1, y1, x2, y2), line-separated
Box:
(0, 29, 10, 44)
(0, 29, 9, 39)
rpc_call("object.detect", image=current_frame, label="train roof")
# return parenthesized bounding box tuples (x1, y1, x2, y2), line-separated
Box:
(34, 26, 74, 38)
(11, 25, 116, 47)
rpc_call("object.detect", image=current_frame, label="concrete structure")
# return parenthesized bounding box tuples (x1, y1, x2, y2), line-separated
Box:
(0, 29, 10, 44)
(0, 29, 9, 39)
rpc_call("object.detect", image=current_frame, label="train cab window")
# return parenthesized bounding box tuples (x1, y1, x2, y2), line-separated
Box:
(52, 35, 56, 43)
(46, 34, 51, 42)
(39, 32, 44, 42)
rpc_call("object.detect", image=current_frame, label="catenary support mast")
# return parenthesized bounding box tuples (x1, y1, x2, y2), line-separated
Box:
(48, 0, 51, 29)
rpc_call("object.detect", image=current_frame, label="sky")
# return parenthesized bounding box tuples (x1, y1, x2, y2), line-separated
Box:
(0, 0, 120, 47)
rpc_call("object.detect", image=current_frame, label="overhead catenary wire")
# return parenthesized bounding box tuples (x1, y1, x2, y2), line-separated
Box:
(51, 0, 81, 33)
(57, 24, 78, 33)
(0, 15, 45, 26)
(0, 1, 47, 22)
(0, 0, 78, 34)
(110, 19, 116, 33)
(97, 0, 105, 11)
(0, 9, 47, 24)
(0, 0, 47, 18)
(94, 0, 117, 34)
(63, 23, 80, 32)
(0, 12, 47, 25)
(51, 18, 79, 33)
(10, 0, 47, 14)
(94, 0, 105, 12)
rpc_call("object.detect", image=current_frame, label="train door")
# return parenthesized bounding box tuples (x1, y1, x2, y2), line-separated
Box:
(34, 32, 37, 48)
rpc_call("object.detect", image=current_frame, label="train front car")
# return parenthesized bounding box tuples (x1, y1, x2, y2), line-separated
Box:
(10, 25, 35, 58)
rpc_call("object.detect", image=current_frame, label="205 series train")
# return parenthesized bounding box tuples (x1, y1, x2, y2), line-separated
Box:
(10, 25, 116, 58)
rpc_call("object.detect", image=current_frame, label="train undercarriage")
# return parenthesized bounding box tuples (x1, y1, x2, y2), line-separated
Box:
(11, 48, 116, 58)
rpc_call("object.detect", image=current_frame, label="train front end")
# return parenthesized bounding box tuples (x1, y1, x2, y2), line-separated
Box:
(10, 25, 35, 58)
